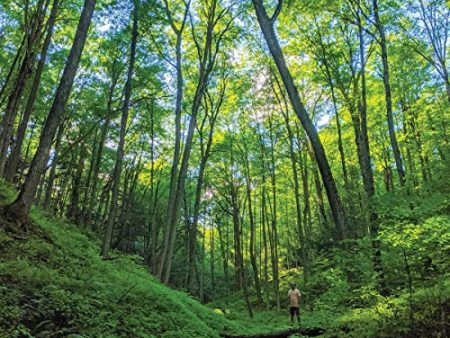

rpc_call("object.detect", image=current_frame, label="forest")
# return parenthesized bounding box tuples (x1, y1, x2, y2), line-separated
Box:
(0, 0, 449, 337)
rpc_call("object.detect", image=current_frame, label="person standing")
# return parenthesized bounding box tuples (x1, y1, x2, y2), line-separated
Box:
(288, 282, 301, 326)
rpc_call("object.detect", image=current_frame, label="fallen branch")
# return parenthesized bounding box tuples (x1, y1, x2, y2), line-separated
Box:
(116, 283, 138, 305)
(102, 256, 122, 261)
(221, 327, 326, 338)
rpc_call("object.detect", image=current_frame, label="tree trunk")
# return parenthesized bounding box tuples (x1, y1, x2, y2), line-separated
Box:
(356, 2, 386, 294)
(217, 216, 229, 300)
(5, 0, 60, 182)
(0, 0, 47, 176)
(114, 150, 142, 250)
(187, 93, 221, 289)
(101, 0, 138, 258)
(314, 24, 350, 190)
(272, 77, 309, 284)
(356, 7, 375, 199)
(156, 0, 190, 280)
(252, 0, 347, 238)
(159, 0, 226, 283)
(147, 101, 162, 273)
(0, 35, 26, 105)
(210, 224, 215, 293)
(42, 119, 65, 210)
(372, 0, 405, 186)
(261, 186, 270, 309)
(243, 144, 263, 304)
(229, 156, 253, 317)
(289, 119, 310, 281)
(84, 73, 118, 227)
(231, 177, 243, 289)
(305, 140, 329, 233)
(68, 142, 86, 222)
(79, 130, 97, 222)
(268, 116, 280, 310)
(4, 0, 97, 221)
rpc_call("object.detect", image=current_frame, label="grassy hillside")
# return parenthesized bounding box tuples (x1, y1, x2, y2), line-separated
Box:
(0, 182, 237, 338)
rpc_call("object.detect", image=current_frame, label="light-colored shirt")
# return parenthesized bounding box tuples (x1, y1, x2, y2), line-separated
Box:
(288, 288, 301, 307)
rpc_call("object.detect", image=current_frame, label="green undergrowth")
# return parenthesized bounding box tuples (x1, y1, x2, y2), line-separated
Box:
(1, 178, 449, 338)
(208, 295, 341, 336)
(0, 182, 237, 338)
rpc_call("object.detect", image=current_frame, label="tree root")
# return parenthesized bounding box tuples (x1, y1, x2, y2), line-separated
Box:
(0, 207, 51, 242)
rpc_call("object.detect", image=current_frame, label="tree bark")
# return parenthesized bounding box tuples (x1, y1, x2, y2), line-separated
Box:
(355, 0, 387, 294)
(230, 169, 243, 289)
(210, 225, 215, 293)
(217, 216, 230, 300)
(84, 71, 118, 227)
(259, 145, 270, 308)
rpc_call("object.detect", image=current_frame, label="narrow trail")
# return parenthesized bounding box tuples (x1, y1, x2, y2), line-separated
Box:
(221, 326, 326, 338)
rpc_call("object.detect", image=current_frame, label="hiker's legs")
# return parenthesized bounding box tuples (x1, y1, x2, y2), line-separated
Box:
(294, 307, 300, 325)
(289, 307, 294, 325)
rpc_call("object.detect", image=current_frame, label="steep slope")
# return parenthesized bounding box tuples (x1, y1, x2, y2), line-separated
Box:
(0, 182, 235, 338)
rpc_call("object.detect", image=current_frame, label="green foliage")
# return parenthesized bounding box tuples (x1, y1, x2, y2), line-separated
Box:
(1, 0, 450, 336)
(0, 186, 235, 338)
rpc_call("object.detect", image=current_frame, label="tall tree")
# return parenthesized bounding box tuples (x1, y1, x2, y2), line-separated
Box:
(240, 134, 264, 305)
(0, 0, 48, 176)
(251, 0, 347, 238)
(158, 0, 233, 283)
(156, 0, 191, 281)
(101, 0, 139, 258)
(4, 0, 97, 221)
(187, 77, 226, 291)
(372, 0, 406, 186)
(4, 0, 60, 182)
(406, 0, 450, 101)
